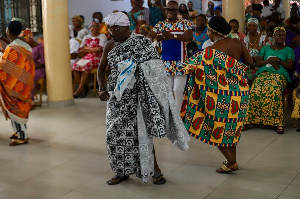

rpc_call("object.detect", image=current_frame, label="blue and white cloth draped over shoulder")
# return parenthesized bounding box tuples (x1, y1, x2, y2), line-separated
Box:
(114, 59, 136, 101)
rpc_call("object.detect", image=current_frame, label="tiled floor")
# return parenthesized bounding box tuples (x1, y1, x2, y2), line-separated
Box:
(0, 96, 300, 199)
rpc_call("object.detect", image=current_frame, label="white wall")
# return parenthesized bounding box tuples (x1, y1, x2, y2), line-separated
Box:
(68, 0, 147, 26)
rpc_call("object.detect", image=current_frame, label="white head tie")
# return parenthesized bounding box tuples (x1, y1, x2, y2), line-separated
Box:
(104, 12, 130, 27)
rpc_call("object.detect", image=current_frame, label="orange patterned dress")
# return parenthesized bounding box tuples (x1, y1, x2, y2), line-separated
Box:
(0, 39, 35, 121)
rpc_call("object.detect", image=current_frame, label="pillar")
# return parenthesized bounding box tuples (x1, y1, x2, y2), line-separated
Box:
(223, 0, 245, 33)
(282, 0, 290, 20)
(41, 0, 74, 107)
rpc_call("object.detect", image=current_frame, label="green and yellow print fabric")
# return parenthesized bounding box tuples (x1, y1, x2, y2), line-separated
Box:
(245, 72, 286, 126)
(181, 48, 250, 147)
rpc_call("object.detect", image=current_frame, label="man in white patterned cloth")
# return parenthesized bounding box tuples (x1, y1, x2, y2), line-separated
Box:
(97, 12, 189, 185)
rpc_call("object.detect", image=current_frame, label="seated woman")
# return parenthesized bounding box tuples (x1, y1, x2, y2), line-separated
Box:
(72, 19, 107, 98)
(20, 29, 45, 103)
(72, 15, 89, 40)
(244, 27, 295, 134)
(243, 18, 266, 83)
(229, 19, 246, 42)
(181, 16, 253, 173)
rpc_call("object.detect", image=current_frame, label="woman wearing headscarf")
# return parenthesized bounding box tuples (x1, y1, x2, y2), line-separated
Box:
(72, 19, 107, 98)
(71, 15, 89, 40)
(20, 28, 45, 103)
(0, 21, 35, 146)
(244, 27, 295, 134)
(181, 16, 253, 173)
(243, 17, 266, 83)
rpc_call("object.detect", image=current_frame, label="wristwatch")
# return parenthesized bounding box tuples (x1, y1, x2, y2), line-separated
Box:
(173, 34, 177, 39)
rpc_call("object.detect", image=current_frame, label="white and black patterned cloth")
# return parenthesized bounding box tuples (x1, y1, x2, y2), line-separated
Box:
(106, 34, 189, 182)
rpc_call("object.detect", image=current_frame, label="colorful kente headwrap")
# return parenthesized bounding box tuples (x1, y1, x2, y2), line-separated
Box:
(273, 26, 286, 38)
(20, 28, 33, 42)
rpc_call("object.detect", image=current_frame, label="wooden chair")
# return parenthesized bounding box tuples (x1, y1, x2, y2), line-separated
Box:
(35, 77, 46, 106)
(90, 69, 98, 97)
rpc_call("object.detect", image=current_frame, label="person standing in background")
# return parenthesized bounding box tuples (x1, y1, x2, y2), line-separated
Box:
(147, 0, 194, 112)
(193, 14, 209, 50)
(148, 0, 166, 27)
(187, 1, 198, 24)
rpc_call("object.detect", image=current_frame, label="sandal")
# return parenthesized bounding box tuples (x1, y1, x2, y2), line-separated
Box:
(277, 127, 284, 134)
(216, 162, 239, 174)
(152, 172, 166, 185)
(106, 175, 129, 185)
(9, 138, 29, 146)
(9, 132, 18, 139)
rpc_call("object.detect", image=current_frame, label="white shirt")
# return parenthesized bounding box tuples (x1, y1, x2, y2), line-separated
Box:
(272, 6, 286, 19)
(262, 6, 272, 18)
(202, 39, 214, 49)
(70, 38, 80, 66)
(76, 28, 89, 40)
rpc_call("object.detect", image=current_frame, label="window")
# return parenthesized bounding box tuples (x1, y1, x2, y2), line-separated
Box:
(0, 0, 42, 36)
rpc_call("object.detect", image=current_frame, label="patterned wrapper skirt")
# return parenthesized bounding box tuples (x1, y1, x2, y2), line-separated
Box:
(245, 72, 287, 126)
(291, 89, 300, 119)
(181, 48, 250, 147)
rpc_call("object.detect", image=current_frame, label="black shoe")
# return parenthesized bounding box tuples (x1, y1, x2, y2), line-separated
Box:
(152, 172, 166, 185)
(106, 175, 129, 185)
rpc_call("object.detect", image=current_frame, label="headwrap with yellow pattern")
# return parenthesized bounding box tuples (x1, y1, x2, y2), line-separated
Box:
(273, 26, 286, 38)
(20, 28, 33, 42)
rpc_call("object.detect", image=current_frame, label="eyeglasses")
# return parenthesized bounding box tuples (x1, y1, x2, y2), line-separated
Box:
(108, 26, 123, 34)
(165, 8, 178, 12)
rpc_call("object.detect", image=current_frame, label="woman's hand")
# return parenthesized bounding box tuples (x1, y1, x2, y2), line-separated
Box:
(267, 57, 280, 64)
(99, 90, 110, 101)
(271, 61, 280, 70)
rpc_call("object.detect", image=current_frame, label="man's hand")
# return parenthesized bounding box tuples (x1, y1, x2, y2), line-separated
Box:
(99, 90, 110, 101)
(162, 31, 174, 40)
(155, 35, 163, 42)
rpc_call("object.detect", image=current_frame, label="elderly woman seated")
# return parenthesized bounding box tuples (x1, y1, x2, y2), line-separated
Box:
(244, 27, 295, 134)
(243, 18, 266, 83)
(72, 19, 107, 98)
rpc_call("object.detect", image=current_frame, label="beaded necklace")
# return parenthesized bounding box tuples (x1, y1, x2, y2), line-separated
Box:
(248, 33, 260, 48)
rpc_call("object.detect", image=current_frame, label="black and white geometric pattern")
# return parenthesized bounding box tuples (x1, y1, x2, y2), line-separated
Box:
(106, 34, 189, 181)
